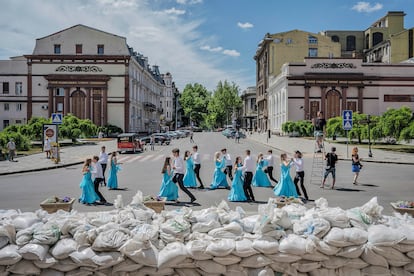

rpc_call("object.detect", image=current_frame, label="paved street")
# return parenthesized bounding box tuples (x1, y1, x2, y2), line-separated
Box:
(0, 132, 413, 215)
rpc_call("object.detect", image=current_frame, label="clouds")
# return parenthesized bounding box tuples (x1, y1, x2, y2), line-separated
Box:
(351, 2, 383, 13)
(200, 45, 240, 57)
(237, 22, 254, 29)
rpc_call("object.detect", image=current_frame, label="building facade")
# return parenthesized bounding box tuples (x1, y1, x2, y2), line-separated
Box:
(240, 86, 257, 131)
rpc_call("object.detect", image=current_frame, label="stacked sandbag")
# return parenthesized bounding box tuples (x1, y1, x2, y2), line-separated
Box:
(0, 194, 413, 275)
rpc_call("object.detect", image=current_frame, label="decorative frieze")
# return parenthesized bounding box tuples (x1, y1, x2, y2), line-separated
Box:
(311, 63, 356, 69)
(55, 65, 103, 72)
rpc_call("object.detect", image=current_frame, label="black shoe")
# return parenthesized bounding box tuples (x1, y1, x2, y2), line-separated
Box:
(190, 198, 197, 203)
(104, 202, 113, 206)
(225, 186, 230, 190)
(198, 186, 204, 189)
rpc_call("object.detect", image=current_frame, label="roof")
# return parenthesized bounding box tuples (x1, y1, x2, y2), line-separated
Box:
(36, 24, 126, 41)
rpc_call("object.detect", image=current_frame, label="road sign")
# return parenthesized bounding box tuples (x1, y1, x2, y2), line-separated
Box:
(342, 110, 353, 130)
(52, 113, 63, 124)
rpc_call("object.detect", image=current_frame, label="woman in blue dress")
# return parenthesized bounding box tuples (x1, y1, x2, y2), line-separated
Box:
(273, 153, 299, 198)
(183, 151, 197, 188)
(252, 153, 272, 187)
(210, 151, 229, 189)
(79, 158, 100, 205)
(228, 157, 247, 202)
(108, 152, 121, 190)
(158, 157, 179, 201)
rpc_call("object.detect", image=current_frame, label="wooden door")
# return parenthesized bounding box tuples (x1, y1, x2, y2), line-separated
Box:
(92, 89, 102, 126)
(71, 90, 86, 119)
(326, 90, 341, 119)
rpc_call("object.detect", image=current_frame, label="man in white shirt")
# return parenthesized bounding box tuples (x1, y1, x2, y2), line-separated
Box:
(91, 156, 111, 205)
(99, 146, 109, 186)
(7, 138, 16, 162)
(265, 149, 278, 184)
(192, 145, 204, 189)
(221, 148, 233, 181)
(242, 149, 256, 202)
(172, 148, 196, 203)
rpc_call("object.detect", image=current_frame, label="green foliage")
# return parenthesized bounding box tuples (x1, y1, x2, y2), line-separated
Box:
(374, 106, 413, 142)
(282, 120, 313, 136)
(180, 83, 211, 127)
(326, 117, 344, 138)
(0, 131, 30, 151)
(100, 124, 123, 136)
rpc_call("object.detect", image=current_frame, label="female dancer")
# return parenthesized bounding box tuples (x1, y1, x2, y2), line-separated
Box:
(79, 158, 100, 205)
(210, 151, 229, 189)
(351, 147, 362, 185)
(183, 150, 197, 188)
(252, 153, 272, 187)
(273, 153, 298, 198)
(158, 157, 178, 201)
(107, 152, 121, 190)
(228, 156, 247, 202)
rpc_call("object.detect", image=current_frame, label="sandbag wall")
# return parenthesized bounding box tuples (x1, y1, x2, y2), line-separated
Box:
(0, 196, 413, 276)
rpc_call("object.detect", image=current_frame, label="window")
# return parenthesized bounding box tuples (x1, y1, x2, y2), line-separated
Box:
(346, 36, 356, 51)
(3, 82, 9, 94)
(373, 32, 383, 47)
(16, 103, 22, 111)
(16, 120, 22, 124)
(15, 82, 22, 95)
(3, 120, 9, 129)
(57, 103, 63, 112)
(308, 48, 318, 57)
(331, 35, 340, 42)
(54, 44, 61, 54)
(55, 88, 65, 96)
(308, 35, 318, 44)
(76, 44, 82, 54)
(4, 103, 9, 111)
(384, 95, 414, 102)
(97, 44, 104, 55)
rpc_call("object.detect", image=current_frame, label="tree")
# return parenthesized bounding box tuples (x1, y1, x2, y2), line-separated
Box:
(180, 83, 210, 127)
(374, 106, 412, 141)
(208, 81, 242, 127)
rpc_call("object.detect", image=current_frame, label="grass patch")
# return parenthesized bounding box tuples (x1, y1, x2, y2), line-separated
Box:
(327, 140, 414, 153)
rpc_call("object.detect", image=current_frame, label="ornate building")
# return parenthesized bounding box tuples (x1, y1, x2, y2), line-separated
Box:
(240, 86, 257, 131)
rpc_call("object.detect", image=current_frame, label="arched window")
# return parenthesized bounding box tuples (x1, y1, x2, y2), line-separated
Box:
(331, 35, 340, 42)
(373, 32, 383, 46)
(346, 35, 356, 51)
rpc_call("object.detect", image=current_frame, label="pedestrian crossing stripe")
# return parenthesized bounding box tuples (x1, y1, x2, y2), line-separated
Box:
(112, 153, 214, 164)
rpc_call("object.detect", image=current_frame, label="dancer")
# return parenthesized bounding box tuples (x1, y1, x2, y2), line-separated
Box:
(351, 147, 362, 185)
(107, 152, 121, 190)
(192, 145, 204, 189)
(221, 148, 233, 181)
(321, 147, 338, 189)
(183, 150, 197, 188)
(79, 158, 100, 205)
(91, 156, 110, 205)
(273, 153, 298, 198)
(99, 146, 109, 186)
(252, 153, 272, 187)
(210, 151, 229, 189)
(172, 148, 196, 203)
(292, 150, 309, 200)
(242, 149, 256, 202)
(158, 157, 178, 201)
(265, 149, 278, 184)
(228, 156, 247, 202)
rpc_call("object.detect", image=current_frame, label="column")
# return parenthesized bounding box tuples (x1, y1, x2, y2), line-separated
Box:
(304, 85, 310, 120)
(86, 88, 91, 120)
(103, 88, 108, 126)
(320, 86, 327, 114)
(27, 62, 32, 119)
(341, 86, 348, 111)
(48, 88, 53, 118)
(358, 86, 364, 113)
(64, 88, 70, 115)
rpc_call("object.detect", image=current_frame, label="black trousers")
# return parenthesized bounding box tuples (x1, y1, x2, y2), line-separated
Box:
(266, 166, 278, 183)
(175, 173, 196, 201)
(294, 171, 308, 200)
(101, 163, 107, 185)
(243, 172, 255, 201)
(93, 177, 107, 203)
(194, 164, 204, 187)
(224, 165, 233, 180)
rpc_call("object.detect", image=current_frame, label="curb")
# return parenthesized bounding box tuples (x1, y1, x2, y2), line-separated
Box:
(0, 161, 83, 176)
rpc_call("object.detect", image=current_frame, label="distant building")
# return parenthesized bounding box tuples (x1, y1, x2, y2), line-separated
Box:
(240, 87, 257, 131)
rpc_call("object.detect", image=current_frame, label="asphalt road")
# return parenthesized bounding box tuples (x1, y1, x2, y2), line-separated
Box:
(0, 132, 412, 215)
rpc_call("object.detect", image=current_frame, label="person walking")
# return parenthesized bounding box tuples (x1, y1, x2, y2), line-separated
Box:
(6, 138, 16, 162)
(189, 132, 194, 143)
(235, 131, 240, 143)
(210, 151, 229, 189)
(228, 156, 247, 202)
(313, 111, 326, 152)
(273, 153, 298, 198)
(351, 147, 362, 185)
(79, 158, 100, 206)
(158, 157, 178, 202)
(183, 150, 197, 188)
(292, 150, 309, 201)
(44, 138, 51, 159)
(242, 149, 256, 202)
(265, 149, 278, 184)
(150, 135, 155, 151)
(321, 147, 338, 189)
(221, 148, 233, 181)
(252, 153, 272, 187)
(99, 146, 109, 186)
(172, 148, 196, 203)
(107, 152, 121, 190)
(91, 156, 111, 205)
(192, 145, 204, 189)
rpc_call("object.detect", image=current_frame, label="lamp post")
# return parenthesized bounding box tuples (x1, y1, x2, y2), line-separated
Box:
(367, 115, 373, 157)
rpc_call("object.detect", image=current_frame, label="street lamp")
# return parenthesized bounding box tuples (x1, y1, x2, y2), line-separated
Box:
(367, 115, 373, 157)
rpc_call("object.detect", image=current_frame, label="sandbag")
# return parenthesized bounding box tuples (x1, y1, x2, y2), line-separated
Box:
(112, 258, 143, 272)
(12, 212, 41, 231)
(0, 244, 21, 265)
(157, 242, 188, 269)
(195, 260, 226, 274)
(372, 245, 411, 267)
(50, 238, 78, 259)
(18, 243, 49, 261)
(7, 259, 41, 275)
(279, 234, 315, 255)
(213, 255, 241, 265)
(293, 217, 330, 238)
(92, 228, 130, 251)
(33, 253, 57, 269)
(239, 254, 273, 268)
(368, 225, 405, 246)
(252, 236, 279, 254)
(235, 239, 259, 257)
(186, 239, 212, 260)
(205, 238, 235, 257)
(0, 224, 15, 248)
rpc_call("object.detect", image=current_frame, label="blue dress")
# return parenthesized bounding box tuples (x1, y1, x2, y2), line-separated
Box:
(252, 160, 272, 187)
(79, 167, 100, 204)
(210, 158, 229, 189)
(158, 170, 178, 201)
(183, 157, 197, 188)
(228, 164, 247, 202)
(273, 161, 298, 198)
(107, 159, 120, 189)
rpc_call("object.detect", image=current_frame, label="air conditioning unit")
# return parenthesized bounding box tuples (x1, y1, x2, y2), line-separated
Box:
(41, 105, 48, 110)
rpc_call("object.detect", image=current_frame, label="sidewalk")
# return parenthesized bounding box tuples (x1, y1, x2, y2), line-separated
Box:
(248, 133, 414, 165)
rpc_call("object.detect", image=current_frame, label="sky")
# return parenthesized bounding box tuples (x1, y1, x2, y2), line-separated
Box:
(1, 0, 414, 92)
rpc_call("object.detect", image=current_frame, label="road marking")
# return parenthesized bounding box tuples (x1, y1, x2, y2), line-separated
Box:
(126, 155, 144, 163)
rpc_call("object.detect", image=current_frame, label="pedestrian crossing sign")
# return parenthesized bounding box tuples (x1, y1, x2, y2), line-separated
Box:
(342, 110, 353, 130)
(52, 113, 63, 124)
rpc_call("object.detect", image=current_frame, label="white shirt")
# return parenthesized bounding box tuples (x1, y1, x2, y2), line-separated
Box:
(173, 156, 185, 174)
(44, 139, 51, 150)
(223, 153, 232, 166)
(266, 154, 274, 167)
(7, 141, 16, 150)
(91, 161, 104, 179)
(293, 158, 304, 172)
(99, 151, 109, 164)
(193, 152, 200, 164)
(243, 155, 255, 172)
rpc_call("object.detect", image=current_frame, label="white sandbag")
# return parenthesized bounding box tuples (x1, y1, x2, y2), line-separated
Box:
(157, 242, 188, 269)
(205, 238, 235, 257)
(336, 245, 364, 258)
(91, 228, 130, 251)
(31, 222, 60, 245)
(18, 243, 49, 261)
(397, 224, 414, 245)
(362, 265, 392, 276)
(50, 238, 78, 259)
(171, 258, 196, 269)
(136, 266, 175, 276)
(130, 223, 159, 242)
(279, 234, 315, 255)
(226, 264, 248, 276)
(368, 225, 406, 246)
(252, 236, 279, 254)
(186, 239, 212, 260)
(247, 267, 274, 276)
(39, 269, 65, 276)
(175, 268, 202, 276)
(318, 207, 350, 228)
(0, 244, 21, 265)
(345, 257, 369, 269)
(309, 268, 337, 276)
(92, 251, 123, 268)
(112, 258, 144, 272)
(267, 252, 302, 263)
(192, 220, 221, 233)
(270, 261, 299, 275)
(407, 250, 414, 259)
(337, 267, 362, 276)
(324, 227, 367, 247)
(15, 222, 42, 246)
(7, 259, 41, 275)
(240, 215, 259, 233)
(0, 224, 15, 248)
(389, 266, 410, 276)
(119, 239, 158, 267)
(65, 268, 94, 276)
(315, 240, 340, 255)
(234, 239, 259, 257)
(293, 217, 330, 238)
(69, 247, 97, 268)
(361, 243, 389, 268)
(33, 253, 57, 268)
(302, 251, 330, 261)
(292, 260, 321, 273)
(372, 245, 412, 267)
(195, 260, 226, 274)
(213, 255, 241, 265)
(12, 212, 41, 231)
(208, 221, 243, 239)
(50, 257, 80, 272)
(160, 217, 191, 243)
(281, 203, 308, 221)
(405, 262, 414, 272)
(321, 256, 349, 269)
(392, 243, 414, 253)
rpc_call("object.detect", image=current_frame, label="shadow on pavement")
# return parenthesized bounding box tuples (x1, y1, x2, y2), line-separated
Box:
(335, 187, 365, 192)
(360, 183, 379, 187)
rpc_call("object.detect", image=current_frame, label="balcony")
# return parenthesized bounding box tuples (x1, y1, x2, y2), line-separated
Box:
(157, 107, 164, 113)
(143, 102, 156, 111)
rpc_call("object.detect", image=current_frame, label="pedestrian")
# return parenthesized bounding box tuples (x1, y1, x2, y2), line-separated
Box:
(192, 145, 204, 189)
(221, 148, 233, 181)
(235, 131, 240, 143)
(79, 158, 100, 206)
(292, 150, 309, 201)
(6, 138, 16, 162)
(228, 156, 247, 202)
(265, 149, 278, 184)
(107, 152, 121, 190)
(321, 147, 338, 189)
(273, 153, 298, 198)
(252, 153, 272, 187)
(351, 147, 362, 185)
(150, 135, 155, 151)
(99, 146, 109, 186)
(313, 111, 326, 152)
(172, 148, 196, 203)
(242, 149, 256, 202)
(44, 137, 51, 159)
(91, 156, 111, 205)
(158, 157, 178, 202)
(190, 132, 194, 143)
(210, 151, 229, 189)
(183, 150, 197, 188)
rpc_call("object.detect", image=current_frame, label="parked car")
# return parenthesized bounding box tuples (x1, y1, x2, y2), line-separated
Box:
(140, 135, 170, 145)
(117, 133, 143, 153)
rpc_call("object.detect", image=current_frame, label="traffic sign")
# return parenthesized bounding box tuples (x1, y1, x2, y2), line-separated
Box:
(52, 113, 63, 124)
(342, 110, 353, 130)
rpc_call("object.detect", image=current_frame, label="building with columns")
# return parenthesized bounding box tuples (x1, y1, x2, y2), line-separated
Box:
(240, 86, 257, 131)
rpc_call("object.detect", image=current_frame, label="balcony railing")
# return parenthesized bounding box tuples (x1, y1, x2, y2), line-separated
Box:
(143, 102, 156, 111)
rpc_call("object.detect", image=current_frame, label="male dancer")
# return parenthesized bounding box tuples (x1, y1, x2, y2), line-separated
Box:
(172, 148, 197, 202)
(221, 148, 233, 181)
(91, 156, 112, 205)
(242, 149, 256, 202)
(265, 149, 278, 185)
(192, 145, 204, 189)
(99, 146, 109, 186)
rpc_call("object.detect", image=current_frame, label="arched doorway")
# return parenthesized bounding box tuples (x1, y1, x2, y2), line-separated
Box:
(325, 89, 341, 119)
(71, 89, 86, 119)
